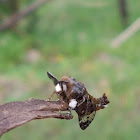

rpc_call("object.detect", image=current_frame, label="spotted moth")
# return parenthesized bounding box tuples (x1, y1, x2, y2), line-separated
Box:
(47, 72, 110, 130)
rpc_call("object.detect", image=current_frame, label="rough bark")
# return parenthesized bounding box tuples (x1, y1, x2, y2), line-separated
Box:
(0, 99, 73, 137)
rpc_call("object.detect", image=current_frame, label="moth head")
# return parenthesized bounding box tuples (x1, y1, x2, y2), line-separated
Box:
(55, 81, 68, 93)
(61, 76, 71, 82)
(47, 72, 68, 93)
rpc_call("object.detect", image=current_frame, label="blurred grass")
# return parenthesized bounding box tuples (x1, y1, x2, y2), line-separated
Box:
(0, 0, 140, 140)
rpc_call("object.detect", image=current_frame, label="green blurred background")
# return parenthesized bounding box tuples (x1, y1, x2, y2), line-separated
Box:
(0, 0, 140, 139)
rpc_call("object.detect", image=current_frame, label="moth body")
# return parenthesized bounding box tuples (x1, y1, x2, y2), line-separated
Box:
(47, 72, 110, 130)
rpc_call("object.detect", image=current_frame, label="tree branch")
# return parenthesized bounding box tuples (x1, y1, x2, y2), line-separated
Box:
(111, 17, 140, 47)
(0, 99, 73, 137)
(0, 0, 52, 32)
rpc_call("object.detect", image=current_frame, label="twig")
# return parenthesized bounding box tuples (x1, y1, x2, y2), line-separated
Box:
(0, 99, 72, 137)
(0, 0, 52, 32)
(111, 17, 140, 48)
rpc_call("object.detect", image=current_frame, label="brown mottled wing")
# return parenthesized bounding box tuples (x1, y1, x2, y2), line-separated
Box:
(75, 95, 96, 130)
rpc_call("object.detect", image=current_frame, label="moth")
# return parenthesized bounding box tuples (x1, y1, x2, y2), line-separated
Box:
(47, 72, 110, 130)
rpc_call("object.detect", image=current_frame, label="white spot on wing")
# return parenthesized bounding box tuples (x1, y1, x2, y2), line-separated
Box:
(69, 99, 77, 109)
(55, 84, 62, 92)
(103, 104, 108, 108)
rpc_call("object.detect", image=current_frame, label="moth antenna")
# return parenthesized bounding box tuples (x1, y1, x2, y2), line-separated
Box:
(47, 72, 59, 86)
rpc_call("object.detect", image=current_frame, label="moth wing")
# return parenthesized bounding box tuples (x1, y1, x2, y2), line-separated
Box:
(78, 110, 96, 130)
(75, 96, 96, 130)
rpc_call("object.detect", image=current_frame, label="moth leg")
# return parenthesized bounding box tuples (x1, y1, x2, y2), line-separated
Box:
(59, 110, 62, 115)
(58, 100, 66, 116)
(56, 98, 60, 101)
(55, 94, 60, 101)
(46, 90, 56, 101)
(67, 107, 72, 117)
(56, 92, 63, 101)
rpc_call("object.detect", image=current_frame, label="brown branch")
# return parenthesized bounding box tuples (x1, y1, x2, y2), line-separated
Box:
(111, 17, 140, 47)
(0, 0, 52, 32)
(0, 99, 73, 137)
